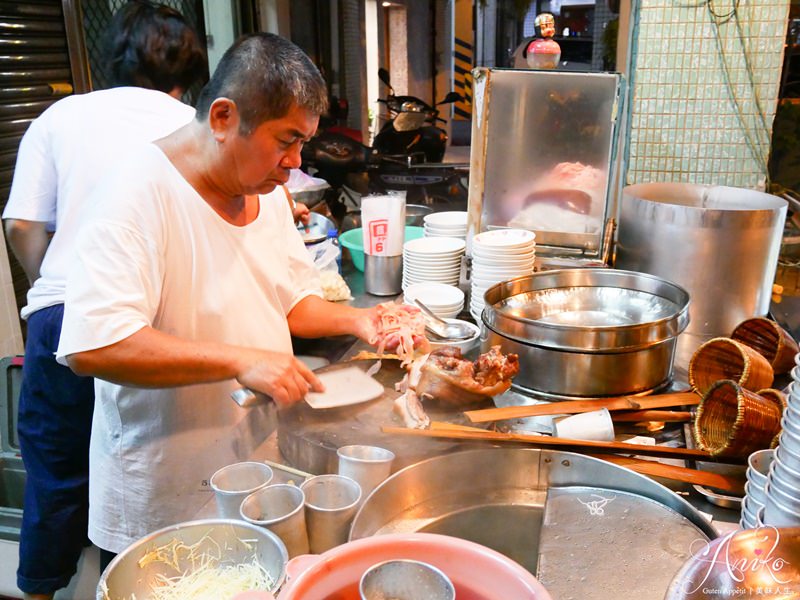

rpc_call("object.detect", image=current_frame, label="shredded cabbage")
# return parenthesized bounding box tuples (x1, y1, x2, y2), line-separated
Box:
(106, 534, 274, 600)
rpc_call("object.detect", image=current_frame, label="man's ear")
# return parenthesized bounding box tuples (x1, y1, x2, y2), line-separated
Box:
(208, 97, 239, 142)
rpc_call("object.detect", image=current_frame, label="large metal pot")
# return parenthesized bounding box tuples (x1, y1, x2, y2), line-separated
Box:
(481, 269, 690, 398)
(616, 183, 787, 365)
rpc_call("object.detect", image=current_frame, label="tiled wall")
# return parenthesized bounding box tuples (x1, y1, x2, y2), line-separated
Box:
(626, 0, 790, 188)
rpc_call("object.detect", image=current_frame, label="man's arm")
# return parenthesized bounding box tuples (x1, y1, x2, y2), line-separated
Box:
(4, 218, 49, 284)
(66, 326, 323, 406)
(287, 295, 378, 343)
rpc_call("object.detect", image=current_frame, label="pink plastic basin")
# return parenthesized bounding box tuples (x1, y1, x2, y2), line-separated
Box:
(277, 532, 551, 600)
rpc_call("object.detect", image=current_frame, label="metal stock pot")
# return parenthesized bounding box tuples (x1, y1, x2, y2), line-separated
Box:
(480, 269, 690, 398)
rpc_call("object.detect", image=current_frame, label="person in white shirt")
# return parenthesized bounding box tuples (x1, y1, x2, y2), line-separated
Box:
(2, 2, 206, 598)
(57, 32, 416, 565)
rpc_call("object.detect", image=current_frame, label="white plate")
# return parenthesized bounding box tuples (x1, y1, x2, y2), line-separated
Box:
(423, 211, 468, 227)
(404, 237, 466, 255)
(404, 282, 465, 305)
(472, 253, 535, 267)
(305, 366, 384, 409)
(473, 228, 536, 249)
(472, 245, 536, 259)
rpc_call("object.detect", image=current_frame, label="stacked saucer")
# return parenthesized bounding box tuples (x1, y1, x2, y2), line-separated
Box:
(761, 358, 800, 527)
(423, 211, 468, 239)
(403, 282, 465, 319)
(402, 236, 466, 290)
(469, 229, 536, 322)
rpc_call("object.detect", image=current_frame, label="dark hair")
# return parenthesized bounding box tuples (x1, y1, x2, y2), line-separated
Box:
(195, 33, 328, 135)
(106, 0, 207, 94)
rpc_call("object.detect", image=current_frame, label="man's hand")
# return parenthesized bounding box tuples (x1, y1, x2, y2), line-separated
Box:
(292, 202, 310, 225)
(235, 349, 324, 407)
(358, 304, 426, 351)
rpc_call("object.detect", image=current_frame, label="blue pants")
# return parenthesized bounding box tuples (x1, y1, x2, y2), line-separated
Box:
(16, 304, 95, 595)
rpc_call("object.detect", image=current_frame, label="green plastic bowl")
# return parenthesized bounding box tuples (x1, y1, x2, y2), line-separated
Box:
(339, 226, 424, 272)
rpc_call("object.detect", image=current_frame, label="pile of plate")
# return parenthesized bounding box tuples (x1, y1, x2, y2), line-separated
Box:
(469, 229, 536, 321)
(402, 236, 466, 290)
(403, 282, 465, 319)
(760, 357, 800, 527)
(423, 211, 468, 239)
(740, 448, 773, 529)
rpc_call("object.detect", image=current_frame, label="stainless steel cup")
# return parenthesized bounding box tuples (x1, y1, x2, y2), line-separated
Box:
(746, 448, 774, 489)
(359, 559, 455, 600)
(337, 445, 395, 504)
(240, 484, 309, 558)
(300, 474, 361, 554)
(364, 254, 403, 296)
(743, 481, 766, 509)
(209, 462, 273, 519)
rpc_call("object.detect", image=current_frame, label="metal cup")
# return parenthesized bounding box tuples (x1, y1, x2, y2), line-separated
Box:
(337, 445, 395, 504)
(240, 484, 309, 558)
(210, 462, 273, 519)
(359, 559, 455, 600)
(746, 448, 774, 488)
(364, 254, 403, 296)
(743, 481, 766, 509)
(300, 474, 361, 554)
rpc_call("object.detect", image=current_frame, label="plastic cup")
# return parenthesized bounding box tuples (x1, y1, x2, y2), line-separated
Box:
(209, 462, 273, 519)
(240, 484, 309, 558)
(300, 474, 362, 554)
(554, 408, 615, 442)
(337, 445, 395, 503)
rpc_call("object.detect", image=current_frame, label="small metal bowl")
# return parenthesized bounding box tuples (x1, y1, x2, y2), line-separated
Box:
(298, 212, 336, 244)
(406, 204, 433, 226)
(97, 519, 288, 599)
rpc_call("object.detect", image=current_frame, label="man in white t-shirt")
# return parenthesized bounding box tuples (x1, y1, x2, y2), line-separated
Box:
(2, 3, 206, 598)
(57, 33, 417, 563)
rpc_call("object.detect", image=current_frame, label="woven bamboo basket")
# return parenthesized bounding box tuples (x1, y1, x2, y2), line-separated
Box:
(693, 380, 783, 458)
(688, 337, 774, 396)
(731, 317, 799, 375)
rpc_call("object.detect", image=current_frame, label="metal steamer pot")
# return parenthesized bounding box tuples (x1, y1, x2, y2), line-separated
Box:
(480, 269, 690, 398)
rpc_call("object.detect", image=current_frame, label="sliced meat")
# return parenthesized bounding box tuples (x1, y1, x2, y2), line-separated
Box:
(393, 389, 430, 429)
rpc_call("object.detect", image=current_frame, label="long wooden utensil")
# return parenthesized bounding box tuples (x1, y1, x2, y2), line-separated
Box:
(591, 454, 745, 495)
(464, 391, 700, 424)
(381, 425, 744, 464)
(611, 410, 693, 423)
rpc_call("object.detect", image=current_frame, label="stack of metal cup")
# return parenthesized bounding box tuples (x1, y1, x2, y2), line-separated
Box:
(760, 357, 800, 527)
(740, 448, 773, 528)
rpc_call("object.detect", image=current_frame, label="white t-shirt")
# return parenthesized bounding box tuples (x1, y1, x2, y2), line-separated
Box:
(57, 144, 322, 552)
(3, 87, 196, 318)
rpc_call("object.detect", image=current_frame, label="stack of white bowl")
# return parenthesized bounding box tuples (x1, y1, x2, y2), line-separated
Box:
(740, 448, 773, 529)
(402, 236, 466, 290)
(469, 229, 536, 322)
(423, 211, 468, 239)
(761, 357, 800, 527)
(403, 282, 465, 319)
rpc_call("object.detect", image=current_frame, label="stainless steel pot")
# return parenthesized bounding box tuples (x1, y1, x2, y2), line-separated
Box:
(480, 269, 690, 398)
(616, 183, 787, 365)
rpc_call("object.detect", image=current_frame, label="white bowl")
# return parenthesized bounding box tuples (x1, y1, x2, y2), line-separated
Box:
(473, 229, 536, 249)
(423, 211, 468, 228)
(404, 282, 464, 305)
(427, 319, 480, 353)
(404, 237, 466, 256)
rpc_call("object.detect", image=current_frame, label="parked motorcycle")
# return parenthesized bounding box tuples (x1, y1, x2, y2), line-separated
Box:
(373, 68, 462, 163)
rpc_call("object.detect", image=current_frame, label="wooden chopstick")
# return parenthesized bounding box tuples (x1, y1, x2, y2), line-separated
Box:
(380, 425, 744, 464)
(611, 410, 693, 423)
(464, 391, 700, 424)
(590, 454, 745, 495)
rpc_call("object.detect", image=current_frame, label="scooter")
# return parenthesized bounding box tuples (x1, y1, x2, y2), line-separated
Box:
(373, 68, 462, 163)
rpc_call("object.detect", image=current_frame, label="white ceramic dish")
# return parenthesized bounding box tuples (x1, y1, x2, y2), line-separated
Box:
(404, 237, 466, 255)
(305, 367, 384, 409)
(404, 282, 464, 304)
(423, 211, 468, 227)
(473, 229, 536, 249)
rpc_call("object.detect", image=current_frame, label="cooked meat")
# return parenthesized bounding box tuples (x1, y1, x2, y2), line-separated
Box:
(393, 389, 430, 429)
(414, 345, 519, 408)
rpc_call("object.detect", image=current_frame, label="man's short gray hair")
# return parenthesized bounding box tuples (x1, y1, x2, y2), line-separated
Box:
(195, 33, 327, 135)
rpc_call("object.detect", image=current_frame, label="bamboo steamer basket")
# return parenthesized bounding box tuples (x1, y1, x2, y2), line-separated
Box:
(693, 380, 783, 458)
(688, 337, 774, 396)
(731, 317, 799, 375)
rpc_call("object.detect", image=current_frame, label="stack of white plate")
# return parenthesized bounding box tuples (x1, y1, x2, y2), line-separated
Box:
(469, 229, 536, 321)
(423, 211, 468, 239)
(403, 282, 465, 319)
(761, 357, 800, 527)
(402, 236, 466, 289)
